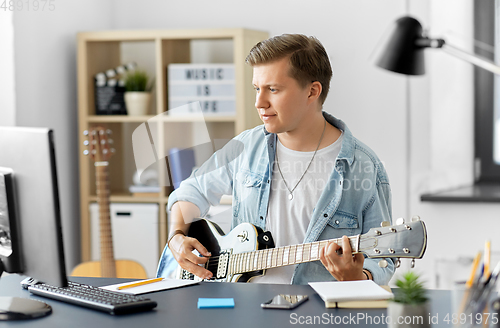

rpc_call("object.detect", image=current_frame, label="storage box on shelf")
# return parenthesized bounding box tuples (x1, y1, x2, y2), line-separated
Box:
(77, 29, 268, 263)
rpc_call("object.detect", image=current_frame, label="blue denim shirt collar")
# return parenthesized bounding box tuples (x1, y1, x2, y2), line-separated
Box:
(263, 111, 355, 166)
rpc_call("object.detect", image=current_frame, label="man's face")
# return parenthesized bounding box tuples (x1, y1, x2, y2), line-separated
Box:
(252, 57, 312, 134)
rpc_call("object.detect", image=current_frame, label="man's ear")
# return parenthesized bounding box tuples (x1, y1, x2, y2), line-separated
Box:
(308, 81, 322, 103)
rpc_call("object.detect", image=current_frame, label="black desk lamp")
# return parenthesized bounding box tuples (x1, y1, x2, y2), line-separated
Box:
(375, 16, 500, 76)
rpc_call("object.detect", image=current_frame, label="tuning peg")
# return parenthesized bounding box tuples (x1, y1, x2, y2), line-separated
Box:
(92, 140, 97, 145)
(92, 130, 97, 135)
(83, 150, 89, 156)
(99, 129, 105, 135)
(111, 148, 116, 153)
(411, 215, 421, 222)
(411, 259, 415, 268)
(395, 259, 401, 268)
(108, 139, 114, 144)
(380, 221, 390, 227)
(396, 218, 405, 225)
(100, 139, 106, 145)
(103, 149, 108, 154)
(83, 130, 89, 136)
(378, 259, 388, 268)
(91, 149, 97, 155)
(106, 129, 112, 135)
(83, 140, 89, 146)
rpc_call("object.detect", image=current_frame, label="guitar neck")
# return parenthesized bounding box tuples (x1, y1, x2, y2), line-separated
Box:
(229, 235, 359, 275)
(95, 163, 116, 277)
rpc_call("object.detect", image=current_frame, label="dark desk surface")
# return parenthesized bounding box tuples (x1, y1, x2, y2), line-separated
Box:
(1, 274, 454, 327)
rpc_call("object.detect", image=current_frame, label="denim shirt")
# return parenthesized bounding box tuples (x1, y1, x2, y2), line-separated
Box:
(164, 112, 395, 285)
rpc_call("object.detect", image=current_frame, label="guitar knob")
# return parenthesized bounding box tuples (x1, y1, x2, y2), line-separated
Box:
(380, 221, 390, 227)
(83, 140, 89, 146)
(378, 259, 388, 268)
(103, 149, 108, 154)
(396, 218, 405, 225)
(108, 139, 114, 144)
(411, 215, 421, 222)
(111, 148, 116, 153)
(101, 139, 106, 145)
(106, 129, 112, 135)
(83, 130, 89, 136)
(83, 150, 89, 156)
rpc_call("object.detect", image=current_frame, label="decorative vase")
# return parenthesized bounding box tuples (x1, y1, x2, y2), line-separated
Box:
(387, 302, 430, 328)
(124, 92, 151, 116)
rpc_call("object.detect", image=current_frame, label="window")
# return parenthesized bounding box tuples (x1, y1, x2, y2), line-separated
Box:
(475, 0, 500, 182)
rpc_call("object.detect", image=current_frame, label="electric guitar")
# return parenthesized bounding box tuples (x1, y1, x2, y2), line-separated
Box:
(177, 217, 427, 282)
(72, 127, 147, 279)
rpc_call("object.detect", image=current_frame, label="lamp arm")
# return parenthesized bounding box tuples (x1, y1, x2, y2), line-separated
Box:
(441, 43, 500, 76)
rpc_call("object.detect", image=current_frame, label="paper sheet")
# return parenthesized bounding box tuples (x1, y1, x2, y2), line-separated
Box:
(309, 280, 394, 302)
(100, 278, 199, 295)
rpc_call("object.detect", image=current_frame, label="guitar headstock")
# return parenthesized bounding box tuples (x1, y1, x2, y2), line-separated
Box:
(83, 127, 115, 162)
(359, 216, 427, 268)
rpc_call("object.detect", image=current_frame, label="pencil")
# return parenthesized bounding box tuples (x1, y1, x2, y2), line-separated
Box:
(484, 240, 491, 280)
(465, 251, 482, 288)
(117, 277, 164, 290)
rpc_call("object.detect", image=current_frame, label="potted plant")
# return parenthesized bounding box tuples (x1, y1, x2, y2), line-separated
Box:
(124, 70, 154, 116)
(387, 271, 430, 328)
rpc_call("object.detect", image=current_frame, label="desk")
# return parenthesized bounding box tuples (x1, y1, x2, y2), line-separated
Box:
(1, 274, 454, 327)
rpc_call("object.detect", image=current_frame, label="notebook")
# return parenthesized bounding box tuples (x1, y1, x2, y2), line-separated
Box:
(309, 280, 393, 308)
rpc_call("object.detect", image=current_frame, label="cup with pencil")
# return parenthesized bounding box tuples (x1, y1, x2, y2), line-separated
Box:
(457, 240, 500, 328)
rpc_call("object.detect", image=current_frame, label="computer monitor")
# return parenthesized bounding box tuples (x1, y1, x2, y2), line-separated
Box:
(0, 127, 67, 287)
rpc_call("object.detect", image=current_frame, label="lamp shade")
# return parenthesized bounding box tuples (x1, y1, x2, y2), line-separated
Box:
(375, 16, 426, 75)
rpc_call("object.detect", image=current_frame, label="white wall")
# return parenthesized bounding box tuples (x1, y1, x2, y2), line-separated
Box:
(0, 10, 16, 126)
(13, 1, 115, 272)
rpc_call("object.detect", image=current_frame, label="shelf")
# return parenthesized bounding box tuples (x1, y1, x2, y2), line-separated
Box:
(87, 115, 237, 123)
(89, 193, 164, 203)
(77, 28, 268, 263)
(421, 183, 500, 203)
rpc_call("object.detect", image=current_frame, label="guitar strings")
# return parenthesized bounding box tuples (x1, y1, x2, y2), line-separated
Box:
(202, 240, 338, 273)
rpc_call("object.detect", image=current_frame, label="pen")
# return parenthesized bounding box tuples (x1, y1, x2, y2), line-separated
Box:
(117, 277, 164, 290)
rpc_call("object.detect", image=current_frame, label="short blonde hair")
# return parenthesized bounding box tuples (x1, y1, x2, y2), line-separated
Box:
(246, 34, 332, 105)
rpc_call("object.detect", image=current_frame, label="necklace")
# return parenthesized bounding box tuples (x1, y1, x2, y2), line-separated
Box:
(275, 119, 327, 200)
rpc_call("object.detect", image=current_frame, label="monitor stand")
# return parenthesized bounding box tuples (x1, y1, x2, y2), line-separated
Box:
(0, 267, 52, 320)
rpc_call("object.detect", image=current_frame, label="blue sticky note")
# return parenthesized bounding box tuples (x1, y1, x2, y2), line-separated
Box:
(197, 298, 235, 309)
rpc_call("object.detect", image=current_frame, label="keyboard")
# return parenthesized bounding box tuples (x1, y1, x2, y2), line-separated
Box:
(22, 279, 157, 315)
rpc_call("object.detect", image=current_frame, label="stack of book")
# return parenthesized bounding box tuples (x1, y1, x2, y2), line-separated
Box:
(168, 64, 235, 115)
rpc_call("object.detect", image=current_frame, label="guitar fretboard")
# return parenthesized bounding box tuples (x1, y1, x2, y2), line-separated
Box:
(95, 162, 116, 278)
(225, 236, 359, 275)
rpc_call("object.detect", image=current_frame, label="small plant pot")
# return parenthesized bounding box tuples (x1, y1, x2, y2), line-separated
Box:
(387, 302, 430, 328)
(124, 92, 151, 116)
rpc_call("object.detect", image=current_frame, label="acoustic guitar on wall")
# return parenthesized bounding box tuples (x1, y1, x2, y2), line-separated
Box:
(71, 127, 147, 279)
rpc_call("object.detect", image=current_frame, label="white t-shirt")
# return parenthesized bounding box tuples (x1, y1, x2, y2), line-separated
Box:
(251, 132, 343, 284)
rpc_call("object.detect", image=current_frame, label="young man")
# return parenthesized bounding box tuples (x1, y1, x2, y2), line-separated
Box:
(160, 34, 394, 285)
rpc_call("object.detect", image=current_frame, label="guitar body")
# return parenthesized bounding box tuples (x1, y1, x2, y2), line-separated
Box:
(71, 260, 147, 279)
(178, 219, 274, 282)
